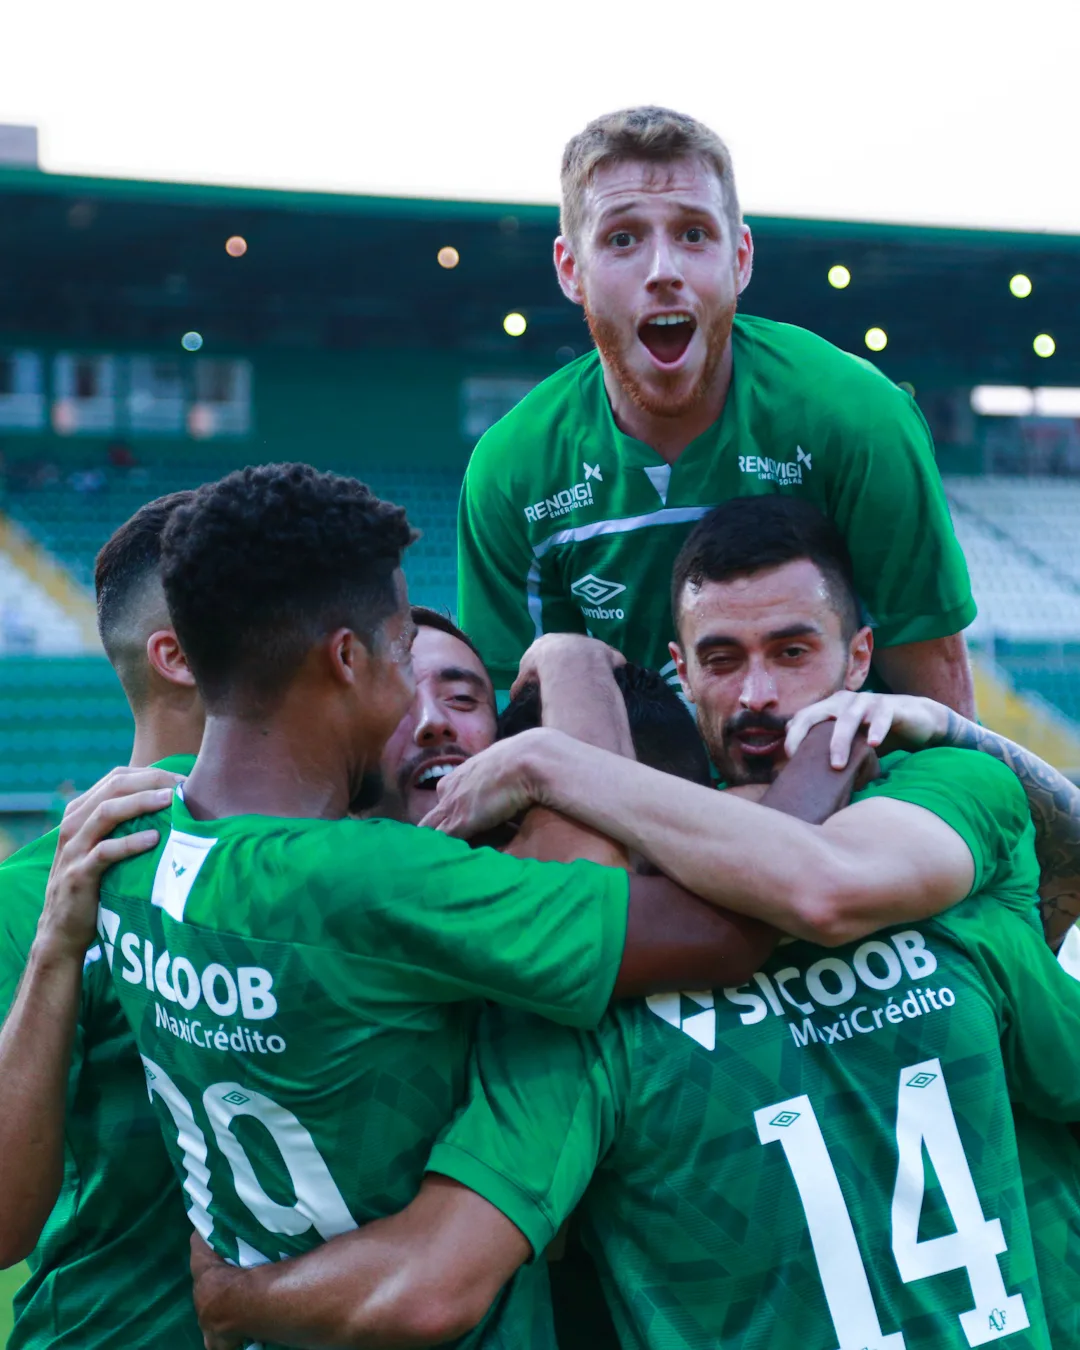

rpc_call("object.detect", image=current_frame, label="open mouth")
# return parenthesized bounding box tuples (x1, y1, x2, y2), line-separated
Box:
(735, 731, 785, 759)
(638, 312, 697, 366)
(411, 760, 462, 792)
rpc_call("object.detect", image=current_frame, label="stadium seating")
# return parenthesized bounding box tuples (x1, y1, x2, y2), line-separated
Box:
(0, 552, 84, 654)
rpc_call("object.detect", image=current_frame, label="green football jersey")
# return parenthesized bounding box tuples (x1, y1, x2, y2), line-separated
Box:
(458, 315, 975, 687)
(430, 751, 1078, 1350)
(0, 755, 200, 1350)
(98, 794, 628, 1350)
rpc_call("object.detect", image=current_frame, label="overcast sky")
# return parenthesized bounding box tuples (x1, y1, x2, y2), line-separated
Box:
(2, 0, 1076, 232)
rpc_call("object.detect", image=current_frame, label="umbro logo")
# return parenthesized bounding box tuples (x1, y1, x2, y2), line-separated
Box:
(570, 574, 626, 605)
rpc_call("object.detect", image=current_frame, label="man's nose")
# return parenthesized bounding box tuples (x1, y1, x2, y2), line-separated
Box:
(414, 697, 455, 744)
(645, 236, 684, 292)
(739, 665, 778, 711)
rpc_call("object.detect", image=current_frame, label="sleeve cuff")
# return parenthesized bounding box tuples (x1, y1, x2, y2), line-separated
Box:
(426, 1143, 557, 1259)
(872, 597, 977, 648)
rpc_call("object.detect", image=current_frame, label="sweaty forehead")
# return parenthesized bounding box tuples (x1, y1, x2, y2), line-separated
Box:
(679, 560, 841, 641)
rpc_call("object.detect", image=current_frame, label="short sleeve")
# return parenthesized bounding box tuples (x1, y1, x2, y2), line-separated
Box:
(827, 393, 976, 646)
(945, 902, 1080, 1121)
(859, 749, 1038, 912)
(0, 832, 58, 1022)
(426, 1004, 629, 1255)
(457, 449, 544, 689)
(331, 822, 630, 1029)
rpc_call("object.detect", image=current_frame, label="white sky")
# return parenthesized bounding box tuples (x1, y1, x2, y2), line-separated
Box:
(2, 0, 1077, 232)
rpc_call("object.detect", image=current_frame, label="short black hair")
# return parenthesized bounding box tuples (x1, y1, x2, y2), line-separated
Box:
(671, 497, 860, 639)
(95, 490, 196, 705)
(498, 663, 712, 787)
(162, 463, 416, 711)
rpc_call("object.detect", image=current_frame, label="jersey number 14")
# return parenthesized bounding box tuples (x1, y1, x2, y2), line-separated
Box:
(756, 1057, 1028, 1349)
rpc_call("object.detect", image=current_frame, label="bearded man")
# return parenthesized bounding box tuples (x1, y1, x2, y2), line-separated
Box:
(458, 104, 976, 714)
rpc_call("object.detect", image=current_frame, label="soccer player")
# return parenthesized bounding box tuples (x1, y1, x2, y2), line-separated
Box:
(0, 494, 205, 1348)
(85, 462, 788, 1347)
(457, 105, 976, 714)
(189, 496, 1080, 1350)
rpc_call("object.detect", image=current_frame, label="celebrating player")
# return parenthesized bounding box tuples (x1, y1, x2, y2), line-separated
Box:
(458, 105, 976, 713)
(0, 494, 205, 1348)
(188, 494, 1080, 1350)
(78, 462, 805, 1346)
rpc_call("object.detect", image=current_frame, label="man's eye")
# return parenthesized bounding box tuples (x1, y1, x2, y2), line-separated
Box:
(684, 226, 708, 243)
(448, 696, 478, 710)
(780, 647, 809, 660)
(609, 231, 635, 248)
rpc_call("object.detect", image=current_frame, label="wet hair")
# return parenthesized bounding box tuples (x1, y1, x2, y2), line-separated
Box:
(671, 497, 861, 640)
(161, 462, 415, 712)
(499, 662, 712, 787)
(94, 490, 196, 708)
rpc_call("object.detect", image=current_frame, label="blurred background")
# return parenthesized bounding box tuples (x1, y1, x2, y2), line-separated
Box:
(1, 0, 1079, 1323)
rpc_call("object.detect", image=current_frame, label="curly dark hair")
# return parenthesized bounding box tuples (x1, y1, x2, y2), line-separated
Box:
(161, 463, 416, 710)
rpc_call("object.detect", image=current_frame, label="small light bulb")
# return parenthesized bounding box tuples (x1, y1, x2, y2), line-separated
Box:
(1034, 333, 1056, 358)
(864, 327, 888, 353)
(503, 312, 527, 337)
(828, 264, 851, 289)
(1009, 273, 1032, 298)
(437, 246, 460, 269)
(181, 331, 203, 352)
(225, 236, 248, 257)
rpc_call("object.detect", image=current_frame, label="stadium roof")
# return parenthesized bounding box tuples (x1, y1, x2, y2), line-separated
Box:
(2, 166, 1079, 384)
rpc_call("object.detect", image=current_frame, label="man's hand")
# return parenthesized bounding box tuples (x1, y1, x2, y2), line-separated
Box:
(511, 633, 624, 700)
(784, 691, 948, 770)
(421, 728, 551, 839)
(40, 767, 180, 959)
(190, 1233, 242, 1350)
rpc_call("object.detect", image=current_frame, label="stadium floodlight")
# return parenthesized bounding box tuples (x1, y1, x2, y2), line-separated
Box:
(864, 327, 887, 352)
(1034, 333, 1056, 358)
(970, 386, 1035, 416)
(225, 236, 248, 257)
(1009, 273, 1032, 298)
(827, 264, 851, 289)
(1033, 387, 1080, 417)
(503, 312, 527, 337)
(181, 331, 203, 352)
(437, 246, 460, 269)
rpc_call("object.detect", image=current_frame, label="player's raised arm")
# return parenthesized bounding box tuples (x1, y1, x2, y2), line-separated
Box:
(0, 768, 177, 1266)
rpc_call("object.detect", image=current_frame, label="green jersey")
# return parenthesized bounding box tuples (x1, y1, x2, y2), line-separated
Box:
(430, 750, 1079, 1350)
(98, 794, 628, 1350)
(458, 316, 975, 687)
(0, 756, 200, 1350)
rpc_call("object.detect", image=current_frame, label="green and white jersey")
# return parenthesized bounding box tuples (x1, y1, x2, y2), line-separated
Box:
(430, 750, 1079, 1350)
(458, 316, 975, 687)
(0, 755, 200, 1350)
(98, 795, 628, 1350)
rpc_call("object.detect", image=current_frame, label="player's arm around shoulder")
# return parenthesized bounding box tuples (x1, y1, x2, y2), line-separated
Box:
(813, 746, 1030, 945)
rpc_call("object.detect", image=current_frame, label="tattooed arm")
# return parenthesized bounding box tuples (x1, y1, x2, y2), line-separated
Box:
(784, 692, 1080, 950)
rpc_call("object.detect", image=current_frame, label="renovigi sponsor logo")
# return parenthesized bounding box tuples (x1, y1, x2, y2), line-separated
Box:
(739, 446, 812, 485)
(524, 462, 602, 522)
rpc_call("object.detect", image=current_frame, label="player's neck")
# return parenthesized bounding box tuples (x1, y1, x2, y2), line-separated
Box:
(180, 715, 355, 822)
(128, 702, 203, 769)
(603, 341, 733, 465)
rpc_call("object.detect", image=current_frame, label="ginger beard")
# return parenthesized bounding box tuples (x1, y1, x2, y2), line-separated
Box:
(584, 295, 738, 420)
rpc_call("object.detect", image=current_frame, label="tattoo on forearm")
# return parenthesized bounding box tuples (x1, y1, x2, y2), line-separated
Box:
(943, 711, 1080, 949)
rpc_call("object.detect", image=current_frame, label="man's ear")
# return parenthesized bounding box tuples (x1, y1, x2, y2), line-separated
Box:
(554, 236, 585, 306)
(735, 223, 754, 296)
(844, 625, 874, 691)
(326, 628, 369, 688)
(669, 640, 695, 704)
(146, 629, 195, 688)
